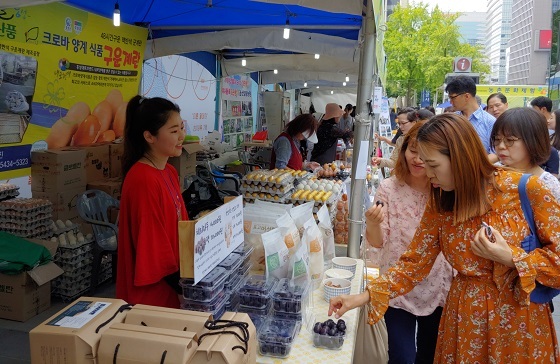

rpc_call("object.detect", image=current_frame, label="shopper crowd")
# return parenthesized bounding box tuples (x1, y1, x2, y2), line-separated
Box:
(329, 76, 560, 363)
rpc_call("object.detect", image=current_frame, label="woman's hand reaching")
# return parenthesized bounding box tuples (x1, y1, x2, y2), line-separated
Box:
(328, 291, 370, 319)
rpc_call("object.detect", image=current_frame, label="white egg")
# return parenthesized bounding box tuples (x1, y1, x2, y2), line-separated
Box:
(311, 183, 318, 190)
(304, 185, 311, 190)
(333, 185, 341, 193)
(325, 184, 333, 191)
(318, 185, 325, 191)
(297, 184, 304, 190)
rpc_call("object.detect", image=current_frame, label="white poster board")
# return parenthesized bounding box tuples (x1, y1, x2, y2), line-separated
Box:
(193, 196, 244, 284)
(372, 87, 383, 114)
(142, 55, 217, 139)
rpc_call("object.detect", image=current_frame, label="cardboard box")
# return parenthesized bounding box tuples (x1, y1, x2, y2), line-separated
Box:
(31, 148, 86, 192)
(32, 186, 85, 225)
(29, 297, 129, 364)
(98, 323, 198, 364)
(0, 238, 63, 322)
(82, 144, 110, 183)
(168, 143, 204, 190)
(125, 304, 212, 337)
(191, 311, 256, 364)
(109, 142, 124, 178)
(87, 178, 122, 201)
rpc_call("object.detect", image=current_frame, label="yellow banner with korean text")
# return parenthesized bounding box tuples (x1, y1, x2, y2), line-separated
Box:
(0, 3, 146, 179)
(476, 85, 548, 98)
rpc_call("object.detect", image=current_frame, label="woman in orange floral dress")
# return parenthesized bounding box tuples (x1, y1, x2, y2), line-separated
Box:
(329, 113, 560, 363)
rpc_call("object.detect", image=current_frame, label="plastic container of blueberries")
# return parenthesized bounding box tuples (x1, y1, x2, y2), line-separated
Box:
(271, 278, 310, 314)
(232, 243, 254, 270)
(181, 290, 227, 320)
(238, 275, 277, 310)
(218, 253, 243, 285)
(179, 266, 227, 302)
(311, 331, 346, 350)
(258, 317, 301, 358)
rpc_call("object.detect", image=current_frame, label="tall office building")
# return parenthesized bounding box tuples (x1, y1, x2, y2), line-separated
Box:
(486, 0, 512, 84)
(387, 0, 409, 17)
(507, 0, 552, 84)
(455, 12, 486, 47)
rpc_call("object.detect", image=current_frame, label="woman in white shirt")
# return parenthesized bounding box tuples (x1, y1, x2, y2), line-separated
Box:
(365, 122, 453, 364)
(491, 107, 560, 201)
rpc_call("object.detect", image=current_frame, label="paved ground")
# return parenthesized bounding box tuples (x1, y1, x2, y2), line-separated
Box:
(1, 283, 560, 363)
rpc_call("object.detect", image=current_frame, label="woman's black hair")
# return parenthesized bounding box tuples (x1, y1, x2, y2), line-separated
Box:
(486, 92, 507, 105)
(490, 107, 550, 167)
(121, 95, 181, 178)
(285, 113, 317, 137)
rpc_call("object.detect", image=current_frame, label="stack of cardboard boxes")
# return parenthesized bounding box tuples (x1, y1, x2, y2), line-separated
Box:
(0, 238, 63, 322)
(29, 297, 257, 364)
(30, 142, 123, 227)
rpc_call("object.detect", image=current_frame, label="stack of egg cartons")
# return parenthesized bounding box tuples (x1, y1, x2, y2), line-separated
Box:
(51, 220, 95, 300)
(179, 267, 228, 319)
(0, 197, 54, 239)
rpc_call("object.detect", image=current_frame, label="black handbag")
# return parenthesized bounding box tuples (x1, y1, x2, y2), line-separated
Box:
(182, 176, 224, 219)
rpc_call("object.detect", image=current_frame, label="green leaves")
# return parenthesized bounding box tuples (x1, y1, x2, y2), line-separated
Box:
(384, 4, 490, 104)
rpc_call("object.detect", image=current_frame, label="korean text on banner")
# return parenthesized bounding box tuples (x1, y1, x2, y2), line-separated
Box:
(193, 196, 243, 284)
(0, 4, 147, 180)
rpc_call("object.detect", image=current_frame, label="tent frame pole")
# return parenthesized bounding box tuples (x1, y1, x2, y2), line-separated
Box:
(347, 0, 376, 259)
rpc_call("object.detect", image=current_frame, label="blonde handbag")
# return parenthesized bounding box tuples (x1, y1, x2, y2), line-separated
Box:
(352, 308, 388, 364)
(352, 237, 388, 364)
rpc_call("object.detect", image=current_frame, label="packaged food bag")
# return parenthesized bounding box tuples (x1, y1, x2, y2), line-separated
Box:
(302, 217, 324, 289)
(290, 201, 315, 237)
(262, 227, 291, 280)
(276, 212, 301, 254)
(317, 204, 335, 268)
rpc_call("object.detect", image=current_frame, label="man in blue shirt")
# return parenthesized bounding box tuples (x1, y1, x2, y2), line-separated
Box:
(446, 76, 498, 163)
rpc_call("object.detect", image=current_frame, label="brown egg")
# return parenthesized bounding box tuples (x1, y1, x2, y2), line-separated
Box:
(112, 102, 127, 138)
(92, 100, 113, 133)
(45, 102, 90, 149)
(97, 129, 116, 143)
(104, 89, 124, 117)
(71, 114, 101, 146)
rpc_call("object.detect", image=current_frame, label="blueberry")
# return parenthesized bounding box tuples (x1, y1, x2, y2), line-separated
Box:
(319, 326, 328, 335)
(327, 328, 337, 336)
(313, 322, 322, 333)
(337, 321, 346, 332)
(324, 319, 335, 328)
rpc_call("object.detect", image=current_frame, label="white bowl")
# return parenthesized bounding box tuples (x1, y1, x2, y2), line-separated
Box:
(324, 268, 354, 280)
(323, 277, 351, 303)
(332, 257, 357, 277)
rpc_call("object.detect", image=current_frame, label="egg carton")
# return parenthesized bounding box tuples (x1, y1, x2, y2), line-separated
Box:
(59, 266, 93, 280)
(243, 195, 290, 205)
(243, 191, 292, 202)
(0, 213, 52, 224)
(0, 198, 53, 213)
(0, 184, 19, 201)
(55, 235, 95, 250)
(0, 217, 53, 230)
(55, 242, 93, 260)
(52, 279, 91, 302)
(243, 170, 295, 187)
(0, 210, 52, 220)
(2, 228, 53, 239)
(51, 221, 81, 235)
(55, 256, 93, 270)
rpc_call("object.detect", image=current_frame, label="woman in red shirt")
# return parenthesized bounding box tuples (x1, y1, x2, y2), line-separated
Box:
(116, 95, 188, 308)
(270, 113, 320, 170)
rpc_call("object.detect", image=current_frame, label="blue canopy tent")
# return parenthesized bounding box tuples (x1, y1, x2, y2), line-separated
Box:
(7, 0, 366, 89)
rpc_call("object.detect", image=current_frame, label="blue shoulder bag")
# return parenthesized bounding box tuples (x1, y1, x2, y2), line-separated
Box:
(518, 173, 560, 304)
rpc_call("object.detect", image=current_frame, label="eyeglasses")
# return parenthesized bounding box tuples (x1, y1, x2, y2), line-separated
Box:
(397, 121, 410, 127)
(492, 136, 521, 147)
(448, 92, 466, 101)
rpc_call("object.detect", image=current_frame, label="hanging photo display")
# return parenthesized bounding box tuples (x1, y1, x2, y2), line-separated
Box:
(221, 74, 253, 147)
